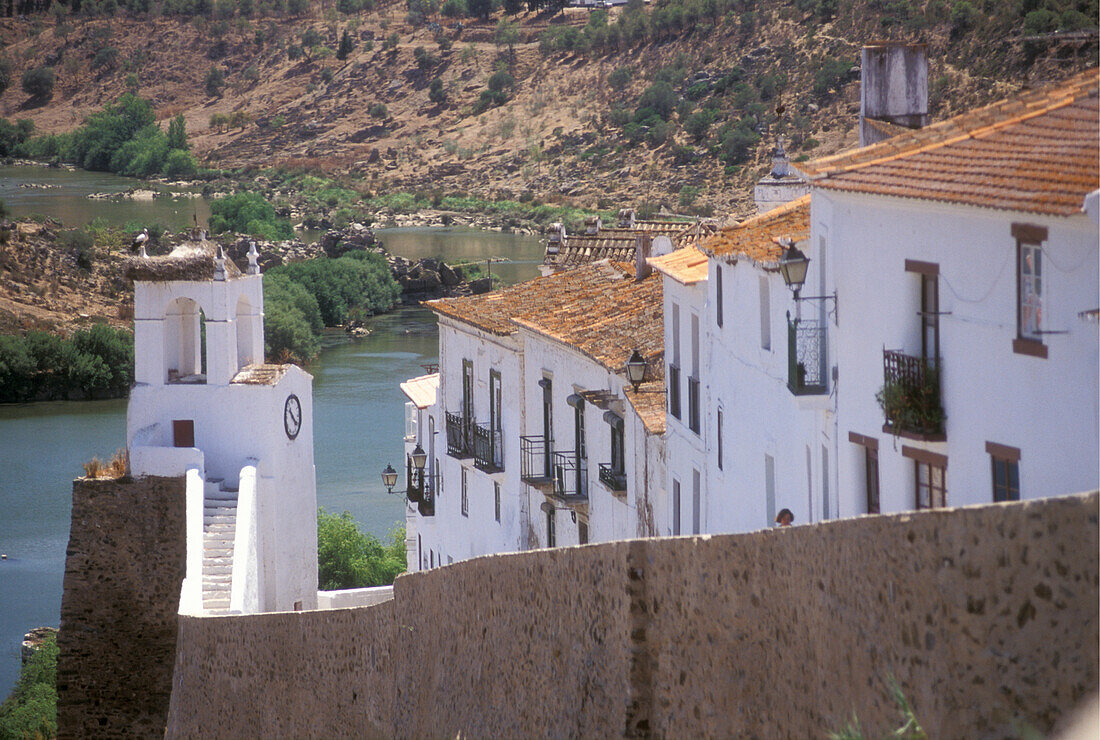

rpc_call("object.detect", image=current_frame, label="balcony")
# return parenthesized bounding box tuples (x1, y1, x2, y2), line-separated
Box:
(879, 349, 945, 441)
(520, 435, 553, 485)
(418, 488, 435, 517)
(472, 422, 504, 473)
(552, 451, 588, 503)
(687, 376, 700, 434)
(405, 457, 435, 516)
(668, 363, 681, 419)
(598, 463, 626, 493)
(445, 411, 471, 458)
(787, 317, 827, 395)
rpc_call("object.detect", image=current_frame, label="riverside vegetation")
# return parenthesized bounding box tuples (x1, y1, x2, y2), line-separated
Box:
(317, 509, 407, 589)
(0, 632, 57, 740)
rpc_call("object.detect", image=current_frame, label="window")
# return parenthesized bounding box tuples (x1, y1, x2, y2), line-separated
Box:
(691, 469, 701, 534)
(921, 273, 940, 361)
(461, 467, 468, 516)
(987, 442, 1021, 502)
(759, 276, 771, 350)
(672, 478, 681, 535)
(904, 446, 947, 510)
(494, 481, 501, 522)
(578, 519, 589, 545)
(716, 407, 723, 471)
(715, 264, 723, 327)
(574, 399, 586, 460)
(540, 376, 553, 477)
(610, 419, 624, 474)
(489, 369, 502, 437)
(462, 358, 474, 448)
(849, 432, 880, 514)
(670, 303, 681, 419)
(546, 508, 556, 547)
(689, 313, 701, 434)
(765, 454, 776, 526)
(1013, 224, 1049, 358)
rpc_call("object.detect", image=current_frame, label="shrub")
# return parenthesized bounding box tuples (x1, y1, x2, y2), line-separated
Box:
(607, 66, 632, 90)
(92, 45, 119, 71)
(71, 93, 156, 172)
(0, 57, 11, 95)
(164, 148, 197, 177)
(812, 55, 852, 99)
(428, 76, 446, 104)
(209, 191, 293, 240)
(0, 631, 57, 740)
(21, 67, 55, 100)
(337, 28, 354, 59)
(440, 0, 465, 17)
(949, 0, 978, 35)
(321, 68, 334, 84)
(267, 251, 401, 326)
(167, 113, 188, 151)
(287, 43, 304, 60)
(317, 509, 406, 589)
(413, 46, 438, 71)
(382, 32, 399, 51)
(204, 67, 225, 97)
(264, 273, 322, 362)
(635, 81, 676, 120)
(369, 102, 388, 118)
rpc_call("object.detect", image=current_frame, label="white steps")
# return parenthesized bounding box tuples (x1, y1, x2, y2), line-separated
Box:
(202, 480, 238, 615)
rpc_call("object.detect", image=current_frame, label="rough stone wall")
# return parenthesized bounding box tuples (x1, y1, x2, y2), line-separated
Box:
(58, 475, 186, 740)
(164, 493, 1098, 739)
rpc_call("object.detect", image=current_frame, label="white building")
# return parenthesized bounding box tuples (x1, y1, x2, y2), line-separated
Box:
(802, 68, 1099, 515)
(124, 242, 318, 615)
(653, 68, 1099, 539)
(404, 258, 667, 569)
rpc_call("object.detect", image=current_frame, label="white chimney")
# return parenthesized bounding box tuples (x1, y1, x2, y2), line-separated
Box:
(860, 42, 929, 146)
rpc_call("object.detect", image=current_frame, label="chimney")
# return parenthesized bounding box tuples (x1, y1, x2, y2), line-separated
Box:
(618, 208, 636, 228)
(770, 137, 790, 178)
(635, 233, 652, 282)
(860, 42, 929, 146)
(754, 135, 809, 214)
(585, 215, 602, 235)
(545, 222, 565, 255)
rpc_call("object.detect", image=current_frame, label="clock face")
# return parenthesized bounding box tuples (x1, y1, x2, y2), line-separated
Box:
(284, 394, 302, 440)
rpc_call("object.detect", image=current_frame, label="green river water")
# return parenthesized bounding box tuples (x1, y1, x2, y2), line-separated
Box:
(0, 165, 543, 697)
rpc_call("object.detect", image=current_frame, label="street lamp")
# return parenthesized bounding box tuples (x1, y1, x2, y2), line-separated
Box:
(778, 242, 810, 297)
(381, 463, 398, 494)
(410, 443, 427, 471)
(625, 349, 647, 392)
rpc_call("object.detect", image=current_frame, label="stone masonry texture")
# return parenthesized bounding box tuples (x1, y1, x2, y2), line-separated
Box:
(160, 493, 1097, 738)
(58, 475, 186, 740)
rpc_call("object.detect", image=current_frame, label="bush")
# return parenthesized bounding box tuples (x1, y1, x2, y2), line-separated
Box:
(204, 67, 225, 97)
(428, 76, 446, 104)
(337, 28, 354, 59)
(635, 81, 676, 121)
(0, 631, 57, 740)
(267, 251, 401, 326)
(92, 45, 119, 71)
(164, 148, 197, 177)
(0, 325, 134, 402)
(812, 56, 852, 99)
(0, 117, 34, 157)
(369, 102, 388, 118)
(317, 509, 406, 589)
(607, 66, 632, 90)
(0, 57, 11, 95)
(209, 191, 293, 240)
(440, 0, 465, 16)
(71, 94, 157, 172)
(21, 67, 55, 100)
(264, 273, 322, 362)
(949, 0, 978, 35)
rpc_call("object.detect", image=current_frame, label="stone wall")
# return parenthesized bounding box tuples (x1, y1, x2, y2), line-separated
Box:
(58, 475, 186, 740)
(163, 493, 1098, 739)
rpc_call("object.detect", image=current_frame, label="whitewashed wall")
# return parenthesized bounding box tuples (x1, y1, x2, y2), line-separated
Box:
(816, 190, 1100, 514)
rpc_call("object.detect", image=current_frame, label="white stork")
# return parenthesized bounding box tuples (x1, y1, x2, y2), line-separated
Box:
(130, 228, 149, 255)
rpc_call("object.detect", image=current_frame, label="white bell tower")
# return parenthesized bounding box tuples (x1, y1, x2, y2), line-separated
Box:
(124, 240, 318, 616)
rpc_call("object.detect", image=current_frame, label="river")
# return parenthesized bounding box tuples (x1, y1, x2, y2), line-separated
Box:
(0, 165, 544, 697)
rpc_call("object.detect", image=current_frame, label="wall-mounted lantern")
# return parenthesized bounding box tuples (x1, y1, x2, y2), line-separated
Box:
(381, 463, 398, 494)
(625, 349, 647, 392)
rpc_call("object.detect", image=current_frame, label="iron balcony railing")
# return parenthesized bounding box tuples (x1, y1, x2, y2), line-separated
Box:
(881, 349, 945, 438)
(687, 376, 700, 434)
(598, 463, 627, 493)
(418, 487, 435, 517)
(787, 317, 828, 395)
(472, 422, 504, 473)
(406, 456, 435, 516)
(520, 435, 553, 485)
(552, 451, 588, 502)
(668, 363, 681, 419)
(445, 411, 471, 458)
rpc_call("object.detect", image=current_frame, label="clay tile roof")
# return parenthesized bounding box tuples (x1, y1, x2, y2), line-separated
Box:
(400, 372, 439, 409)
(124, 242, 243, 282)
(510, 265, 665, 435)
(800, 69, 1099, 216)
(648, 246, 709, 285)
(544, 220, 713, 269)
(700, 195, 811, 265)
(426, 261, 635, 336)
(231, 364, 288, 385)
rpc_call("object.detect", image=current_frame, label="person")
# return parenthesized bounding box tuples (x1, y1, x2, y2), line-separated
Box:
(775, 508, 794, 526)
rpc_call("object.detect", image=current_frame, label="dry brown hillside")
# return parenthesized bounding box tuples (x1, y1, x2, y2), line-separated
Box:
(0, 1, 1095, 215)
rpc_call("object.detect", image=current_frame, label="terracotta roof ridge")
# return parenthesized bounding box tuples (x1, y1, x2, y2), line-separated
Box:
(804, 68, 1098, 180)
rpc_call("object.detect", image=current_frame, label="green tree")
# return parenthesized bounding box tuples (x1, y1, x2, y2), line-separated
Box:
(71, 93, 157, 172)
(21, 67, 55, 101)
(337, 28, 355, 60)
(0, 57, 11, 95)
(209, 191, 293, 240)
(467, 0, 490, 21)
(204, 66, 225, 97)
(264, 273, 323, 362)
(301, 27, 322, 59)
(0, 631, 58, 740)
(164, 148, 197, 177)
(167, 113, 188, 151)
(494, 18, 519, 56)
(428, 76, 446, 105)
(317, 509, 406, 589)
(0, 334, 36, 402)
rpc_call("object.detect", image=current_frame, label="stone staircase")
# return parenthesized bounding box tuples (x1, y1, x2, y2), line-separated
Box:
(202, 480, 238, 614)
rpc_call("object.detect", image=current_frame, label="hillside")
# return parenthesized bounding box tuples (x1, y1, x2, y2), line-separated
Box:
(0, 0, 1096, 217)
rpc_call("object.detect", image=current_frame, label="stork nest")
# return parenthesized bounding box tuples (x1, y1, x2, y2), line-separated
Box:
(123, 243, 243, 282)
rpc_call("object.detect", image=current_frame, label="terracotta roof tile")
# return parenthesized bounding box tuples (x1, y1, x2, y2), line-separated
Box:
(802, 69, 1099, 216)
(699, 195, 811, 265)
(543, 220, 717, 269)
(648, 246, 709, 284)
